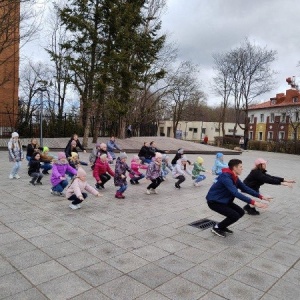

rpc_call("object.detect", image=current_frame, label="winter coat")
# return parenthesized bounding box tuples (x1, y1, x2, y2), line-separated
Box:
(206, 168, 261, 205)
(129, 160, 147, 178)
(8, 138, 24, 162)
(93, 159, 115, 182)
(172, 161, 192, 178)
(212, 159, 228, 175)
(146, 161, 161, 180)
(28, 158, 41, 175)
(50, 159, 77, 186)
(114, 158, 135, 186)
(26, 143, 40, 158)
(66, 178, 99, 199)
(192, 162, 206, 178)
(243, 169, 283, 192)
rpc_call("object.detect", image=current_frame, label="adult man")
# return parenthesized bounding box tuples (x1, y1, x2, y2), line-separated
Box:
(206, 159, 271, 237)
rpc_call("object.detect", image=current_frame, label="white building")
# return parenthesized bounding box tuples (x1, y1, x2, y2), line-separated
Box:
(158, 120, 245, 142)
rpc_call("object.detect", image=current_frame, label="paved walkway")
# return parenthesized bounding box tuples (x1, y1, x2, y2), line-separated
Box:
(0, 148, 299, 299)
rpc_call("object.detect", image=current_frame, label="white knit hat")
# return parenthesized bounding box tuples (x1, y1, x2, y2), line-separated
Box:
(11, 132, 19, 138)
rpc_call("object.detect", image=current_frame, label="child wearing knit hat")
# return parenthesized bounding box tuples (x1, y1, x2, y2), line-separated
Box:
(129, 155, 147, 184)
(192, 156, 211, 187)
(172, 155, 192, 189)
(8, 132, 24, 179)
(145, 152, 163, 194)
(66, 167, 102, 209)
(114, 152, 136, 199)
(50, 152, 77, 196)
(93, 153, 115, 189)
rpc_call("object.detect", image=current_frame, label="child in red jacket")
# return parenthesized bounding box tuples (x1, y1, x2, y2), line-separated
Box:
(129, 155, 147, 184)
(93, 154, 115, 190)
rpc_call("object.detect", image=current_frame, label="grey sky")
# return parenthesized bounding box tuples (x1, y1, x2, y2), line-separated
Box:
(161, 0, 300, 105)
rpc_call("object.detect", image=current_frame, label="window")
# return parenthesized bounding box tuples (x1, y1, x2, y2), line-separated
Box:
(215, 128, 220, 132)
(281, 113, 286, 122)
(228, 129, 235, 133)
(279, 131, 285, 140)
(268, 131, 273, 140)
(260, 114, 264, 122)
(258, 132, 263, 141)
(250, 115, 254, 123)
(270, 113, 275, 123)
(249, 132, 253, 140)
(188, 128, 198, 133)
(293, 97, 298, 103)
(295, 112, 299, 122)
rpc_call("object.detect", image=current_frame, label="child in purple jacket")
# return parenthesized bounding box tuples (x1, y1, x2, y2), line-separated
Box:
(50, 152, 77, 196)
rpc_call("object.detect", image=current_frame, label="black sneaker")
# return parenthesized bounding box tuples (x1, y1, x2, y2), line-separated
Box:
(244, 204, 260, 215)
(36, 181, 43, 185)
(130, 179, 135, 185)
(95, 183, 103, 190)
(134, 181, 140, 184)
(175, 183, 181, 189)
(29, 181, 35, 186)
(223, 228, 233, 234)
(211, 226, 226, 237)
(42, 170, 49, 175)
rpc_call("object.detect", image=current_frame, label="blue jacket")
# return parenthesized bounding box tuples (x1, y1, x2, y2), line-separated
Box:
(206, 169, 261, 204)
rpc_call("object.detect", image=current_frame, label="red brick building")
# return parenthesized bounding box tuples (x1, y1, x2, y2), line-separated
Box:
(0, 1, 20, 135)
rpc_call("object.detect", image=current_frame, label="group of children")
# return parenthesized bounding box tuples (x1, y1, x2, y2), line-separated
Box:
(7, 132, 295, 215)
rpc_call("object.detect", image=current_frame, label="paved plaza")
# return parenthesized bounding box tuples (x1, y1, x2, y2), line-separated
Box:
(0, 145, 299, 299)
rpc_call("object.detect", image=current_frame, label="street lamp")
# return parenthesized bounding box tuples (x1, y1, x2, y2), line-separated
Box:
(36, 81, 48, 147)
(185, 121, 188, 140)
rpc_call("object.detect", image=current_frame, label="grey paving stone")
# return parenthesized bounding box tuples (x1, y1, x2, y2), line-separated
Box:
(132, 229, 166, 244)
(29, 232, 65, 248)
(247, 257, 290, 278)
(0, 272, 32, 299)
(75, 261, 123, 287)
(135, 290, 170, 300)
(0, 224, 11, 234)
(95, 228, 128, 241)
(281, 268, 300, 286)
(57, 251, 101, 271)
(154, 254, 196, 275)
(0, 238, 36, 259)
(98, 275, 150, 300)
(0, 232, 23, 246)
(3, 288, 48, 300)
(259, 294, 281, 300)
(132, 244, 170, 262)
(87, 242, 127, 260)
(106, 252, 149, 273)
(260, 248, 299, 267)
(111, 235, 147, 250)
(212, 278, 264, 300)
(268, 279, 300, 300)
(272, 241, 300, 256)
(41, 240, 82, 258)
(6, 219, 38, 231)
(232, 240, 267, 255)
(232, 266, 278, 291)
(200, 292, 227, 300)
(175, 246, 213, 264)
(153, 237, 188, 253)
(0, 257, 15, 277)
(70, 234, 106, 250)
(181, 265, 227, 290)
(15, 225, 51, 239)
(55, 227, 90, 241)
(128, 263, 176, 289)
(156, 276, 207, 300)
(20, 260, 69, 285)
(71, 289, 110, 299)
(37, 272, 92, 300)
(6, 249, 51, 270)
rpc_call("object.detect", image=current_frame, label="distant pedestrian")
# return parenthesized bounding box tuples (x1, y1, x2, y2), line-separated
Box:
(206, 159, 271, 238)
(50, 152, 77, 196)
(239, 136, 245, 149)
(66, 167, 102, 210)
(203, 135, 208, 144)
(28, 152, 43, 185)
(8, 132, 24, 179)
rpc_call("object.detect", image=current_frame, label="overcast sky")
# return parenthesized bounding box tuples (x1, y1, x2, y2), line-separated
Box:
(161, 0, 300, 105)
(22, 0, 300, 106)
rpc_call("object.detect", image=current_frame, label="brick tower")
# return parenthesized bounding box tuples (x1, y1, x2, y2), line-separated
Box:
(0, 1, 20, 135)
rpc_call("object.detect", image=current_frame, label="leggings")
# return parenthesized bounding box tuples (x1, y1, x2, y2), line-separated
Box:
(147, 177, 163, 190)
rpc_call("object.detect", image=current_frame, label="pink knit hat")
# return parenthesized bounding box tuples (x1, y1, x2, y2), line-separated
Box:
(254, 158, 267, 166)
(77, 167, 86, 177)
(57, 152, 66, 160)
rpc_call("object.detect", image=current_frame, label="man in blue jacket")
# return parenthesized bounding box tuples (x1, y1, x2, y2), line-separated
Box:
(206, 159, 271, 237)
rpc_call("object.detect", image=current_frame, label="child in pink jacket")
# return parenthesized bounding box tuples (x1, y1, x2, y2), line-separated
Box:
(66, 167, 102, 210)
(129, 155, 147, 184)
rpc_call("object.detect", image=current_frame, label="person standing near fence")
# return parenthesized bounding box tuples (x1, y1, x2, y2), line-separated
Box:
(8, 132, 24, 179)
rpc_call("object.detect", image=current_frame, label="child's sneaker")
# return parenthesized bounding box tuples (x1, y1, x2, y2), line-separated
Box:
(60, 192, 66, 197)
(194, 182, 201, 187)
(146, 189, 151, 195)
(9, 174, 14, 179)
(130, 179, 135, 185)
(36, 181, 43, 185)
(50, 189, 61, 196)
(69, 204, 79, 210)
(151, 188, 158, 194)
(14, 174, 20, 179)
(175, 183, 180, 189)
(76, 203, 82, 209)
(29, 180, 35, 186)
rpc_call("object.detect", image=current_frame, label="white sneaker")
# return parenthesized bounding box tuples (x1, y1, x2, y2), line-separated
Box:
(151, 188, 158, 194)
(146, 189, 151, 195)
(69, 204, 79, 210)
(14, 174, 20, 179)
(60, 192, 66, 197)
(194, 182, 200, 187)
(77, 203, 81, 209)
(9, 174, 13, 179)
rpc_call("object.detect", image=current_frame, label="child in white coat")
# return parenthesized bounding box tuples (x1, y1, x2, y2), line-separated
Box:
(66, 167, 102, 210)
(172, 156, 192, 189)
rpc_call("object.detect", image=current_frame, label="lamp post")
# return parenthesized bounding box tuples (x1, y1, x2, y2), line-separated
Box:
(36, 81, 48, 147)
(185, 121, 188, 140)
